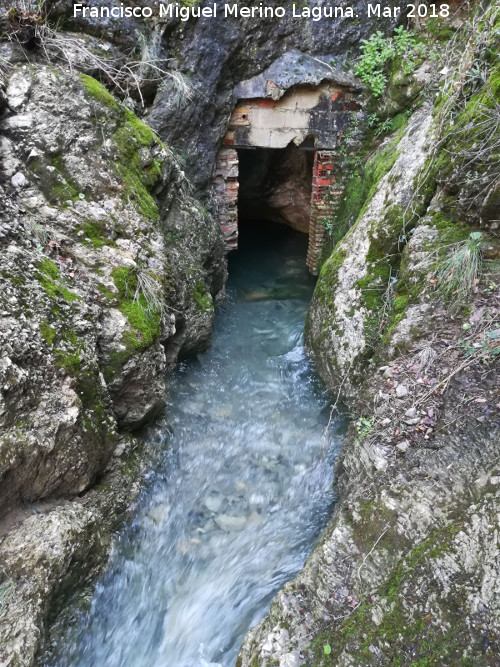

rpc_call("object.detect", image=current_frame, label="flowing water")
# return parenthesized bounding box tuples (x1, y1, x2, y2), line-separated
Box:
(51, 223, 343, 667)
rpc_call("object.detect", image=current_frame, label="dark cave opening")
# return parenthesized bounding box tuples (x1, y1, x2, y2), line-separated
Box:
(236, 142, 315, 239)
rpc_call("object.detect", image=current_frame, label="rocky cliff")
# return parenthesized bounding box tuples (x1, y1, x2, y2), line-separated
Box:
(239, 4, 500, 665)
(0, 2, 396, 661)
(0, 0, 499, 665)
(0, 56, 225, 667)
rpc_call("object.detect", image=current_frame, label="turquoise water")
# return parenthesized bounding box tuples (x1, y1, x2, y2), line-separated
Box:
(51, 223, 342, 667)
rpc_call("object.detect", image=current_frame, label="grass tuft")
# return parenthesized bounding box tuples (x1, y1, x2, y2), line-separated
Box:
(437, 232, 484, 307)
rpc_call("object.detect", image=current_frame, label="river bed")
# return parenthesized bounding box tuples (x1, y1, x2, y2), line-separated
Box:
(50, 223, 343, 667)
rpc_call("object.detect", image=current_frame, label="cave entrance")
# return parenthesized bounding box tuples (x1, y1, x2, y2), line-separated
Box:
(214, 142, 339, 275)
(237, 144, 315, 238)
(213, 81, 363, 273)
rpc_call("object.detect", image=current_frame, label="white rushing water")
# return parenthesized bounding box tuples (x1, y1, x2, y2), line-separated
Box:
(50, 224, 343, 667)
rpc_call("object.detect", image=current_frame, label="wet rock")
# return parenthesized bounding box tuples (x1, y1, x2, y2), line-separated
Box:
(215, 515, 247, 532)
(204, 495, 222, 513)
(0, 63, 226, 660)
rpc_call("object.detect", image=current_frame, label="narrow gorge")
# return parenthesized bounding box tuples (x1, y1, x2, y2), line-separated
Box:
(0, 1, 499, 666)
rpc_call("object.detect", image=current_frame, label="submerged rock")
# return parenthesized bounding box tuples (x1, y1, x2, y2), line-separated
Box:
(215, 514, 247, 532)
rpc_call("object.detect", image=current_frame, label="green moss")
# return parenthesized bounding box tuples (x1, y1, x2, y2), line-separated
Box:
(315, 248, 347, 306)
(80, 74, 121, 113)
(113, 120, 161, 221)
(80, 74, 165, 221)
(320, 113, 409, 266)
(123, 108, 159, 147)
(36, 258, 59, 280)
(112, 266, 137, 299)
(390, 112, 408, 132)
(433, 62, 500, 194)
(40, 320, 56, 345)
(192, 282, 213, 313)
(310, 523, 465, 666)
(54, 330, 85, 375)
(393, 295, 408, 313)
(35, 258, 80, 303)
(112, 266, 161, 352)
(430, 211, 470, 245)
(121, 299, 161, 350)
(117, 164, 159, 221)
(55, 348, 82, 374)
(355, 204, 406, 346)
(96, 283, 116, 300)
(102, 348, 132, 383)
(29, 152, 82, 205)
(80, 220, 114, 249)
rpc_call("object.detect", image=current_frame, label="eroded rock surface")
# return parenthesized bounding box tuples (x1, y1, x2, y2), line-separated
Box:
(239, 8, 500, 665)
(0, 63, 225, 663)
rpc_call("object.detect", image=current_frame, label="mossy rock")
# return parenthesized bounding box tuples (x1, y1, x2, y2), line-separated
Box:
(80, 74, 166, 222)
(111, 266, 162, 353)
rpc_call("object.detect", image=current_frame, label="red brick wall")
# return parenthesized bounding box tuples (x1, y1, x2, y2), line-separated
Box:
(214, 148, 239, 251)
(307, 151, 343, 275)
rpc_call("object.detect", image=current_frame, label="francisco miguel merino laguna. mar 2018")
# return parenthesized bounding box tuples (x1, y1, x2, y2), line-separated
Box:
(73, 2, 451, 21)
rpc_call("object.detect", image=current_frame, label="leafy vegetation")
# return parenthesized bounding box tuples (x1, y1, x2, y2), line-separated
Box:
(355, 27, 423, 97)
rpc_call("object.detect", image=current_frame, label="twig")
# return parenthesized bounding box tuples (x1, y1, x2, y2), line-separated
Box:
(357, 525, 390, 587)
(322, 374, 347, 458)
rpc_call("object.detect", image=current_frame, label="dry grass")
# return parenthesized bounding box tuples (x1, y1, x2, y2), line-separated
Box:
(437, 232, 484, 307)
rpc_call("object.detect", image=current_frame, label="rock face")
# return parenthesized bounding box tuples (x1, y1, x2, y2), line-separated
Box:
(143, 0, 397, 190)
(306, 106, 435, 400)
(239, 8, 500, 665)
(1, 2, 498, 666)
(0, 62, 225, 663)
(0, 1, 391, 661)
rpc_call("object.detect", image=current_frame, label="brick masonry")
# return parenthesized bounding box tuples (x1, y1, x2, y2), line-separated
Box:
(214, 147, 239, 250)
(307, 151, 343, 275)
(214, 86, 362, 265)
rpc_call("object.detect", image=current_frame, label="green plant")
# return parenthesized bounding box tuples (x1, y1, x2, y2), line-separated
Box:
(112, 266, 162, 351)
(437, 232, 484, 306)
(355, 28, 422, 97)
(322, 218, 334, 238)
(355, 417, 374, 440)
(355, 31, 396, 97)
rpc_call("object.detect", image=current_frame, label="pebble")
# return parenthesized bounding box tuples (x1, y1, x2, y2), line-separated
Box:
(395, 384, 408, 399)
(215, 514, 247, 532)
(396, 441, 410, 452)
(384, 367, 394, 379)
(11, 172, 29, 188)
(204, 495, 222, 513)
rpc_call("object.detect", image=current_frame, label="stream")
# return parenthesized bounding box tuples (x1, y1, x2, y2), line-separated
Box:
(50, 223, 343, 667)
